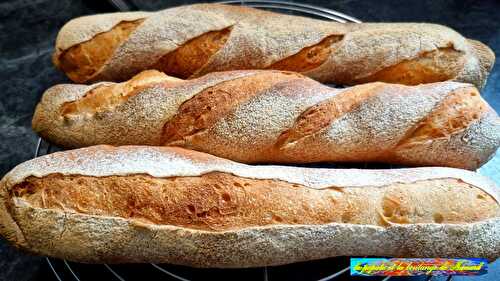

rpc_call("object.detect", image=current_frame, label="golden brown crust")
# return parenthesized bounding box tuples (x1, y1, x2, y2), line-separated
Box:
(353, 47, 463, 85)
(397, 87, 487, 148)
(275, 83, 382, 148)
(1, 146, 499, 265)
(60, 70, 179, 117)
(52, 4, 494, 88)
(12, 173, 500, 231)
(33, 70, 500, 169)
(267, 35, 344, 73)
(152, 27, 232, 79)
(162, 71, 301, 144)
(55, 20, 144, 83)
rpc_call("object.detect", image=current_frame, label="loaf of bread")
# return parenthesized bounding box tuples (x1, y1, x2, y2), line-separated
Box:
(0, 145, 499, 266)
(33, 70, 500, 170)
(52, 3, 495, 87)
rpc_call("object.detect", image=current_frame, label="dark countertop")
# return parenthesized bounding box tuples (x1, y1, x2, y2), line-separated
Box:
(0, 0, 499, 280)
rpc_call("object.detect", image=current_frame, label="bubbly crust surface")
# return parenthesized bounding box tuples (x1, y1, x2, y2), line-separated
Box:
(12, 173, 500, 231)
(1, 146, 499, 266)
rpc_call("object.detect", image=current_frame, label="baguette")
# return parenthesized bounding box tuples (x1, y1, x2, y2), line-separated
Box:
(52, 3, 495, 88)
(0, 145, 499, 266)
(32, 70, 500, 170)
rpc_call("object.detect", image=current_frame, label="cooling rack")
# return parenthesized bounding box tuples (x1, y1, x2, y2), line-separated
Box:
(36, 0, 500, 280)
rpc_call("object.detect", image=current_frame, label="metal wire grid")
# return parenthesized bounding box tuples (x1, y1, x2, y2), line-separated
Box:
(35, 138, 439, 281)
(35, 0, 491, 280)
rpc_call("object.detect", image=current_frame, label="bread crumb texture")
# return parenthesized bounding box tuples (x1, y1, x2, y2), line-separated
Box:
(12, 173, 499, 231)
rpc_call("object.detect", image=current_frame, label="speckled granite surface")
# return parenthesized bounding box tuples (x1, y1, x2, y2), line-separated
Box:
(0, 0, 499, 280)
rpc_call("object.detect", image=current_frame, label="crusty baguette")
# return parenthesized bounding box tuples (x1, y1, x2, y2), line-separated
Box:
(0, 145, 499, 266)
(32, 70, 500, 170)
(52, 3, 495, 87)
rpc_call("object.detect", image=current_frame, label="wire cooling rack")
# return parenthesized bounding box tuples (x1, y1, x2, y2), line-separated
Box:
(36, 1, 500, 280)
(33, 139, 416, 281)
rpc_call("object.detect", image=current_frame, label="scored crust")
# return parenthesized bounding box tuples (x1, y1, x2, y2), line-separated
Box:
(2, 146, 499, 202)
(52, 4, 494, 87)
(12, 174, 500, 230)
(54, 11, 151, 54)
(0, 146, 499, 265)
(32, 70, 500, 170)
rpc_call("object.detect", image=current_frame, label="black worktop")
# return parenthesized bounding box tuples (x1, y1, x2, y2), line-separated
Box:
(0, 0, 499, 280)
